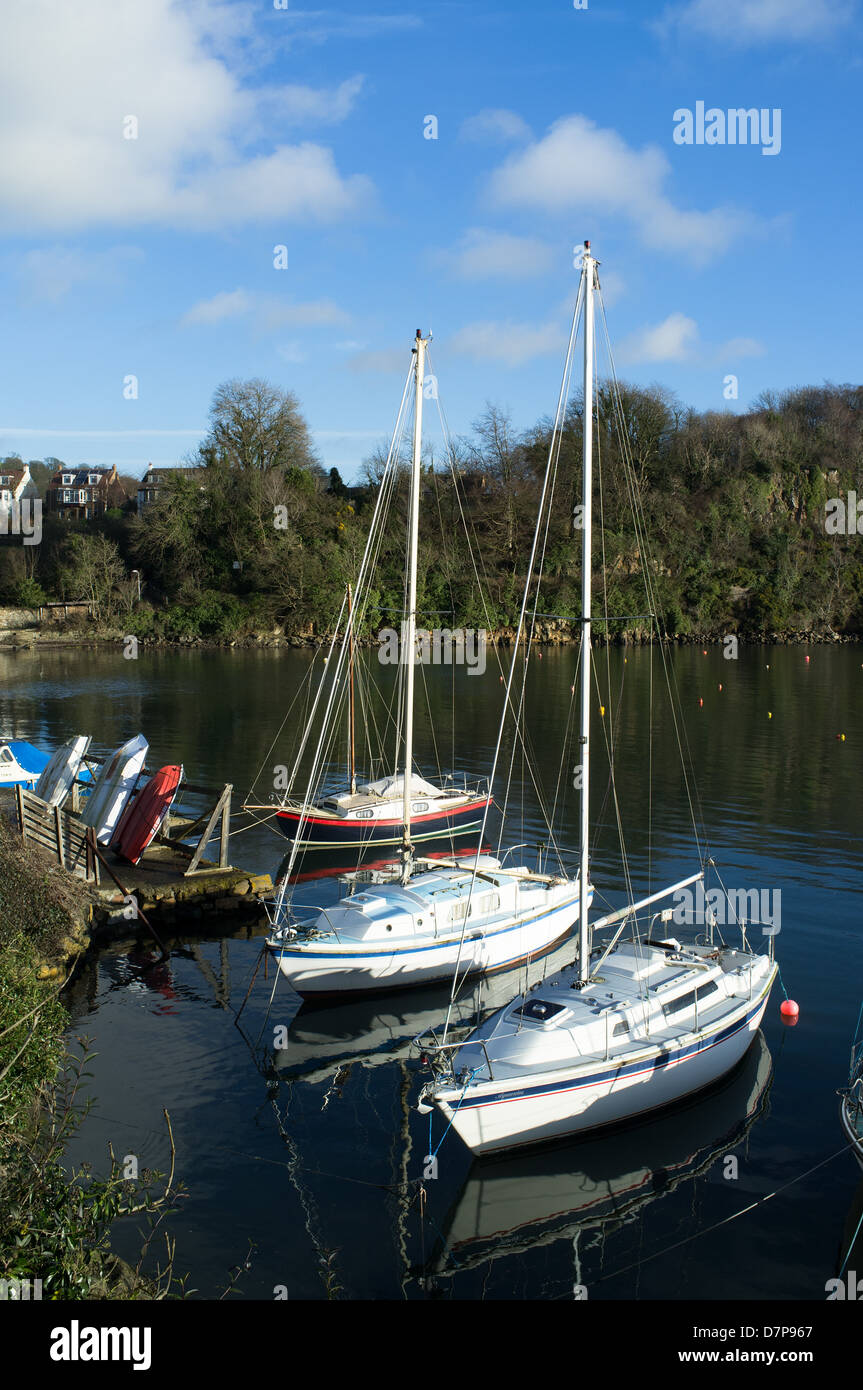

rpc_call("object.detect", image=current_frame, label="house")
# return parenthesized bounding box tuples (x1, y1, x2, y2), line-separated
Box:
(46, 464, 127, 521)
(137, 464, 206, 515)
(0, 463, 38, 509)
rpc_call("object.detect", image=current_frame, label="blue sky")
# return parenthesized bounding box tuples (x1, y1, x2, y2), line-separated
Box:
(1, 0, 861, 481)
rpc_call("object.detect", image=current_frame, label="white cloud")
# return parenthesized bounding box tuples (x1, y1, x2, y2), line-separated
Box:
(181, 289, 348, 330)
(618, 313, 766, 365)
(435, 229, 555, 280)
(460, 109, 533, 145)
(660, 0, 856, 43)
(449, 319, 567, 368)
(619, 313, 700, 364)
(0, 0, 373, 234)
(487, 115, 755, 264)
(17, 244, 144, 302)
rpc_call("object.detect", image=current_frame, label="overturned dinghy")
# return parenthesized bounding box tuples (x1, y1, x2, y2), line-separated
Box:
(33, 735, 91, 808)
(79, 734, 148, 845)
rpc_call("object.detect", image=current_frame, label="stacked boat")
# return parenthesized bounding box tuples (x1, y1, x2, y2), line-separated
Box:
(6, 729, 184, 866)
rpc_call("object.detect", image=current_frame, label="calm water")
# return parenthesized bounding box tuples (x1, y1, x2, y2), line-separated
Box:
(2, 642, 862, 1300)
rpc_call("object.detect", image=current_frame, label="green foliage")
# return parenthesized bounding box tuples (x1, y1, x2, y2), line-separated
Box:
(15, 379, 863, 641)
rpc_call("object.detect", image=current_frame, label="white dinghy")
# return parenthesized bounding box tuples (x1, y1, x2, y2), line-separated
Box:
(417, 243, 778, 1154)
(33, 734, 91, 808)
(79, 734, 148, 845)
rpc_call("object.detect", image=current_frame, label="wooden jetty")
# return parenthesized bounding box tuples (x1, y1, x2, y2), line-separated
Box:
(8, 756, 273, 939)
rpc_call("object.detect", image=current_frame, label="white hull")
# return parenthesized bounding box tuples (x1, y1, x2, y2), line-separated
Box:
(33, 734, 90, 808)
(270, 894, 583, 997)
(79, 734, 148, 845)
(428, 961, 775, 1155)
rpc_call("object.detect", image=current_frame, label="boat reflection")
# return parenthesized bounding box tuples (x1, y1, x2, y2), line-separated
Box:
(277, 838, 486, 886)
(268, 936, 581, 1085)
(420, 1029, 773, 1279)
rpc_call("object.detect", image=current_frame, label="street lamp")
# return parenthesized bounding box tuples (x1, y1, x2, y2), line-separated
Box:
(130, 569, 141, 602)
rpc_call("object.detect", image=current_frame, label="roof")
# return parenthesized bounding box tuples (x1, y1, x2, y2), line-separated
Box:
(48, 466, 116, 488)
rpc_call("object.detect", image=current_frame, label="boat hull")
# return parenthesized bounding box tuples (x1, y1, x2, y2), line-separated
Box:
(431, 979, 774, 1156)
(269, 895, 581, 997)
(275, 797, 491, 851)
(840, 1096, 863, 1172)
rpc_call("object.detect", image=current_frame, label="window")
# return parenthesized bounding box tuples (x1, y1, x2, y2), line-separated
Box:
(0, 489, 10, 503)
(77, 490, 87, 503)
(355, 809, 373, 820)
(63, 490, 71, 503)
(412, 801, 429, 813)
(62, 474, 73, 485)
(612, 1019, 630, 1037)
(88, 474, 99, 485)
(665, 989, 697, 1016)
(697, 980, 720, 1002)
(0, 748, 12, 764)
(0, 475, 8, 485)
(513, 999, 565, 1023)
(450, 900, 472, 922)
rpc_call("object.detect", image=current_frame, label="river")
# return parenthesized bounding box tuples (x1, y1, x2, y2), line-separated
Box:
(1, 641, 861, 1299)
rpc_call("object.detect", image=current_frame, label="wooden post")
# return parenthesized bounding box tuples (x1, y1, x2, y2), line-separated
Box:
(54, 805, 65, 868)
(185, 784, 233, 876)
(15, 783, 24, 836)
(219, 785, 231, 868)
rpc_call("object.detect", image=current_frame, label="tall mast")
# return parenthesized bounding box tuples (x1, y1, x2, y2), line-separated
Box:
(401, 329, 425, 881)
(577, 242, 595, 987)
(347, 582, 356, 796)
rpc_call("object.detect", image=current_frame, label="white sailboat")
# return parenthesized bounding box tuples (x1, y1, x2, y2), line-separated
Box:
(417, 242, 778, 1154)
(265, 330, 591, 996)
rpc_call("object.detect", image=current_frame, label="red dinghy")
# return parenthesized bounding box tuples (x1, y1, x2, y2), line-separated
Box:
(111, 765, 183, 865)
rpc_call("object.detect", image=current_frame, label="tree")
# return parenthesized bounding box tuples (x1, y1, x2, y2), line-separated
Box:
(58, 534, 125, 621)
(202, 378, 322, 478)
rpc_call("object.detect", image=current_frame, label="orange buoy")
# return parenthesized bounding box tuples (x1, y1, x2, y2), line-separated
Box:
(805, 654, 810, 663)
(698, 697, 703, 707)
(702, 649, 707, 656)
(780, 999, 799, 1021)
(718, 683, 722, 692)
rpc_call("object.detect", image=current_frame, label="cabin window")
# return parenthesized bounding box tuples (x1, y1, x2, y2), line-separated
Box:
(612, 1019, 630, 1037)
(0, 748, 13, 764)
(697, 980, 720, 1002)
(355, 809, 373, 819)
(513, 999, 565, 1023)
(450, 900, 472, 922)
(412, 801, 429, 813)
(665, 989, 697, 1016)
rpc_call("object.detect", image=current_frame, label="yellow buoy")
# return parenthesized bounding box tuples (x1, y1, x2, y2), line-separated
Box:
(768, 711, 772, 719)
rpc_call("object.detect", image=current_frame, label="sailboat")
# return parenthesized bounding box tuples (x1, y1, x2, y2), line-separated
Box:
(416, 242, 778, 1154)
(274, 588, 491, 853)
(264, 330, 591, 996)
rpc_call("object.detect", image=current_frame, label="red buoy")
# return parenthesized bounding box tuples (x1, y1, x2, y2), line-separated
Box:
(698, 697, 703, 707)
(780, 999, 799, 1021)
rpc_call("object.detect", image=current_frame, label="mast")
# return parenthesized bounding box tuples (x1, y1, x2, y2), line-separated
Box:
(347, 582, 356, 796)
(401, 329, 426, 882)
(577, 242, 595, 986)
